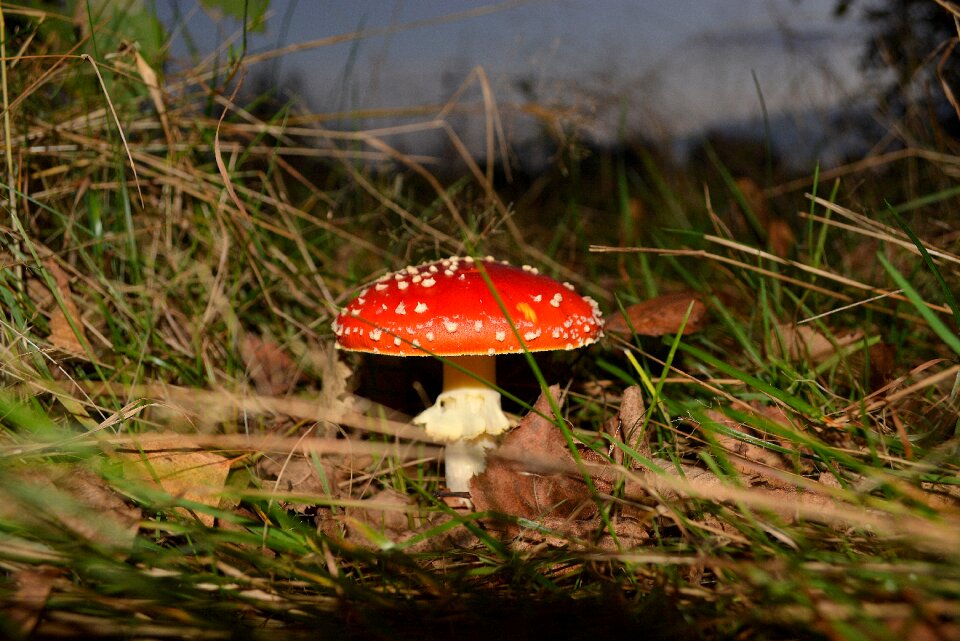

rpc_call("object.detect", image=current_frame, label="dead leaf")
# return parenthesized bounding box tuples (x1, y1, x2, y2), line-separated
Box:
(120, 445, 231, 526)
(240, 333, 301, 396)
(258, 454, 335, 496)
(701, 408, 793, 486)
(605, 292, 708, 337)
(604, 385, 647, 466)
(301, 339, 355, 431)
(770, 323, 864, 365)
(44, 260, 88, 356)
(767, 218, 796, 258)
(736, 177, 770, 226)
(1, 566, 61, 638)
(346, 488, 416, 539)
(470, 386, 610, 535)
(0, 464, 141, 552)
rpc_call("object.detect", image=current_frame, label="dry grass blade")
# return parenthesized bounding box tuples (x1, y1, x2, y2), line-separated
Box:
(69, 381, 428, 441)
(102, 433, 438, 461)
(79, 54, 143, 207)
(802, 198, 960, 266)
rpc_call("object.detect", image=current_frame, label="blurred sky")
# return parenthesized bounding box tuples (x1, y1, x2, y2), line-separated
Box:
(160, 0, 868, 159)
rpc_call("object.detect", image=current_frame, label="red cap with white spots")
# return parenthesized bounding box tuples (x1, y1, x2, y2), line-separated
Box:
(332, 256, 603, 356)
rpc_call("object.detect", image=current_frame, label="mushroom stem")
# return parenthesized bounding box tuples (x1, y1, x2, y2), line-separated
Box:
(413, 354, 511, 492)
(443, 436, 497, 494)
(441, 355, 497, 392)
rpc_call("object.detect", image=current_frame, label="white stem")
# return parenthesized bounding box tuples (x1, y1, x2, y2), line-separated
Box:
(443, 436, 496, 492)
(412, 354, 511, 491)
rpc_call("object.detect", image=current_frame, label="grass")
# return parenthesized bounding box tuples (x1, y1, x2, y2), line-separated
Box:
(1, 3, 959, 640)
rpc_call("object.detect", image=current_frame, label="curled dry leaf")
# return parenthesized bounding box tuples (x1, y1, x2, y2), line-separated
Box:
(604, 385, 648, 466)
(605, 292, 707, 337)
(120, 443, 231, 527)
(240, 333, 301, 396)
(470, 386, 610, 536)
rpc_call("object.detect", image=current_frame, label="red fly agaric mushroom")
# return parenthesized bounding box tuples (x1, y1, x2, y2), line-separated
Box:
(332, 256, 603, 492)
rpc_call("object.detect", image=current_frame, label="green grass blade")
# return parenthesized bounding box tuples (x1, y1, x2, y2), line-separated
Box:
(877, 252, 960, 356)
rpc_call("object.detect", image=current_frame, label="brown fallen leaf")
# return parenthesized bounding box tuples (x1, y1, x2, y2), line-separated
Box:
(701, 408, 794, 487)
(470, 386, 610, 536)
(240, 333, 301, 396)
(603, 385, 648, 466)
(769, 322, 864, 365)
(346, 488, 417, 541)
(767, 217, 796, 258)
(0, 464, 141, 552)
(0, 566, 61, 638)
(44, 260, 89, 356)
(605, 292, 707, 337)
(120, 444, 232, 527)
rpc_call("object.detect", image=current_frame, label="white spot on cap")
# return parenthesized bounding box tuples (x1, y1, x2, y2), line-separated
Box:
(393, 337, 402, 346)
(422, 278, 436, 288)
(397, 281, 409, 291)
(444, 320, 458, 333)
(370, 328, 383, 341)
(488, 348, 495, 355)
(495, 330, 506, 342)
(426, 331, 435, 341)
(563, 282, 575, 291)
(395, 302, 406, 315)
(474, 320, 483, 331)
(415, 302, 428, 313)
(524, 329, 541, 341)
(550, 293, 563, 307)
(357, 296, 366, 304)
(375, 283, 388, 291)
(412, 339, 421, 347)
(532, 294, 542, 302)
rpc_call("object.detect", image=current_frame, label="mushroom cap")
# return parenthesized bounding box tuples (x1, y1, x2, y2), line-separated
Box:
(332, 256, 603, 356)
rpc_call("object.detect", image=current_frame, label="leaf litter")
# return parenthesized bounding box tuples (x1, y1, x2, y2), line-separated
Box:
(605, 291, 708, 337)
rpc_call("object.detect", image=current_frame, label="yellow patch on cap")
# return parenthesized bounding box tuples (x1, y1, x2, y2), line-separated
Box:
(515, 302, 538, 323)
